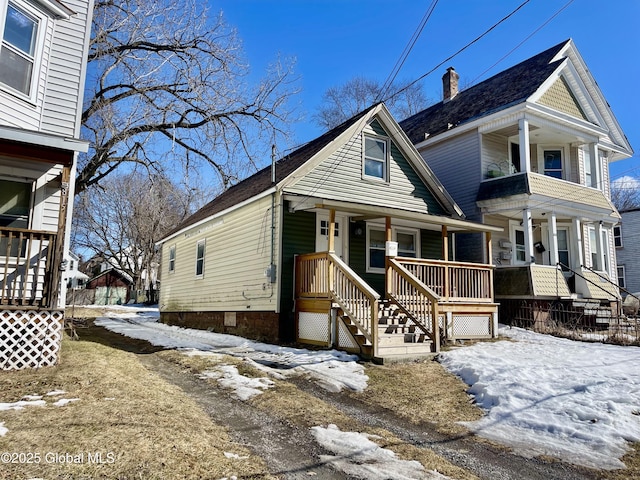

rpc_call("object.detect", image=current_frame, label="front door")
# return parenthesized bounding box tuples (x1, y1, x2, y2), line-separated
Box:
(316, 213, 346, 260)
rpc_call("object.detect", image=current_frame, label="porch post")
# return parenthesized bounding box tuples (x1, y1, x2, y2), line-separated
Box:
(522, 208, 535, 264)
(328, 209, 336, 253)
(486, 231, 494, 300)
(385, 216, 392, 297)
(51, 165, 71, 309)
(441, 225, 448, 261)
(571, 218, 583, 269)
(518, 117, 531, 172)
(549, 211, 559, 266)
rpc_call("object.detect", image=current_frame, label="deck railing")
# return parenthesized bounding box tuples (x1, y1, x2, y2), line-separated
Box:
(0, 227, 57, 309)
(387, 258, 440, 350)
(295, 252, 379, 354)
(396, 257, 494, 302)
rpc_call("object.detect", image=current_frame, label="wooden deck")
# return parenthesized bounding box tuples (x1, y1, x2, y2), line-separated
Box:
(295, 252, 498, 360)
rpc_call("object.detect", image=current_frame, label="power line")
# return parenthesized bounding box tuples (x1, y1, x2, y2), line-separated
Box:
(384, 0, 531, 104)
(377, 0, 439, 102)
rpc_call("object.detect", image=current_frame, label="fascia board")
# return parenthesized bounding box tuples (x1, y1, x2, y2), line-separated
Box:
(0, 125, 89, 152)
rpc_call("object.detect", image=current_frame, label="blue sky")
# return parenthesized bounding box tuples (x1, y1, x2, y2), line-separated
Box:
(216, 0, 639, 181)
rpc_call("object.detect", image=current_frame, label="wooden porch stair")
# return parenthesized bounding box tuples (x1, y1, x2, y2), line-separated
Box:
(338, 299, 435, 362)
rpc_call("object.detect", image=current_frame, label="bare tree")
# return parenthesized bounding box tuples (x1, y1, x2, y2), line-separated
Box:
(313, 76, 433, 130)
(78, 0, 298, 195)
(72, 172, 193, 300)
(611, 176, 640, 211)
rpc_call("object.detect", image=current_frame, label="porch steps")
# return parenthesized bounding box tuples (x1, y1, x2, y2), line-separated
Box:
(375, 300, 434, 362)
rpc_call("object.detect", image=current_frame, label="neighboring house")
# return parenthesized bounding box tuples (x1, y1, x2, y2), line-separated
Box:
(614, 209, 639, 294)
(400, 39, 633, 326)
(0, 0, 93, 370)
(85, 268, 132, 305)
(64, 252, 89, 289)
(157, 103, 501, 361)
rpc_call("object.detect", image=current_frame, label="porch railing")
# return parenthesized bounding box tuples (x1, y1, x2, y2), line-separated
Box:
(296, 252, 379, 354)
(388, 258, 440, 350)
(0, 227, 58, 309)
(396, 257, 494, 302)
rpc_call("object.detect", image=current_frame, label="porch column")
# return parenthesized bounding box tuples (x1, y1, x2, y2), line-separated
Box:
(385, 216, 392, 296)
(571, 218, 583, 269)
(328, 209, 335, 253)
(522, 208, 535, 264)
(51, 165, 71, 309)
(589, 142, 600, 189)
(441, 225, 448, 261)
(548, 211, 559, 266)
(595, 221, 605, 271)
(518, 117, 531, 172)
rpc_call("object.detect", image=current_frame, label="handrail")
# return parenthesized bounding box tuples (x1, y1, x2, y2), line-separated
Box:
(328, 252, 379, 353)
(388, 258, 440, 351)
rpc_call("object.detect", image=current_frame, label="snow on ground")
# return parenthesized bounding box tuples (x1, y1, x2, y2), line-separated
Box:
(198, 365, 275, 400)
(311, 424, 449, 480)
(95, 307, 368, 393)
(94, 306, 640, 471)
(439, 325, 640, 470)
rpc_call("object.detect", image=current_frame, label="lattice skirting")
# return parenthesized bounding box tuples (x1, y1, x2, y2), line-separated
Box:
(451, 314, 492, 338)
(298, 311, 330, 344)
(0, 310, 63, 370)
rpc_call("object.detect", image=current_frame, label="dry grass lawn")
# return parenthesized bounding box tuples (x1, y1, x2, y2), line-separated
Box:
(0, 338, 274, 480)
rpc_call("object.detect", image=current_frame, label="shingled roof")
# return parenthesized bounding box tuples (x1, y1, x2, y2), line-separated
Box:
(399, 40, 570, 144)
(162, 105, 377, 240)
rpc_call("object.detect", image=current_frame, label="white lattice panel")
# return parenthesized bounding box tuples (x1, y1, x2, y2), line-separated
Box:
(298, 311, 330, 343)
(0, 310, 63, 370)
(337, 319, 359, 349)
(452, 314, 491, 338)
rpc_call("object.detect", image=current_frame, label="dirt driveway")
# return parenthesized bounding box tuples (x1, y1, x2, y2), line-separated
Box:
(84, 321, 601, 480)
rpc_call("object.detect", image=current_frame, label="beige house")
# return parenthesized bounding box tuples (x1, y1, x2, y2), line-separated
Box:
(0, 0, 93, 369)
(400, 39, 633, 326)
(157, 103, 501, 362)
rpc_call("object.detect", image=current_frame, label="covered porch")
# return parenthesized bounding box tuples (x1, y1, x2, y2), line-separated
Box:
(291, 199, 500, 361)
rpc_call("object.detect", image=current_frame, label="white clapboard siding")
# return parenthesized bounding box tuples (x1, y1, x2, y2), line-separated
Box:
(160, 194, 280, 312)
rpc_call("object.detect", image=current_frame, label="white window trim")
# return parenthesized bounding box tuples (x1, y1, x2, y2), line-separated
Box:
(195, 239, 205, 278)
(366, 223, 420, 273)
(617, 265, 626, 290)
(168, 245, 176, 273)
(362, 134, 389, 183)
(537, 145, 569, 180)
(614, 225, 623, 248)
(0, 0, 48, 104)
(508, 221, 527, 265)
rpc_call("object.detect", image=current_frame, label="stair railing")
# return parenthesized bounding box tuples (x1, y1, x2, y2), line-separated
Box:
(387, 258, 441, 352)
(327, 252, 379, 355)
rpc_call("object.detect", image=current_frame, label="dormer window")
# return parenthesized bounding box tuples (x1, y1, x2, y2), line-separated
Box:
(0, 2, 44, 99)
(363, 135, 388, 181)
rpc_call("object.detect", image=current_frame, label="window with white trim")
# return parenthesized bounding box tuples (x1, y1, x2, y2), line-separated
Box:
(0, 2, 44, 99)
(168, 245, 176, 273)
(363, 135, 388, 181)
(195, 239, 205, 277)
(557, 228, 570, 271)
(543, 149, 563, 179)
(0, 178, 31, 228)
(617, 265, 626, 290)
(614, 225, 622, 248)
(509, 225, 526, 264)
(366, 225, 419, 273)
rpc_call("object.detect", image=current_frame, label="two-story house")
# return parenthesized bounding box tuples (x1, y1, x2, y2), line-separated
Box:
(0, 0, 93, 370)
(400, 39, 633, 326)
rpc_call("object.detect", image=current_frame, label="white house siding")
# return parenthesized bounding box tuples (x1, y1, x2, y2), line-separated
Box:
(41, 0, 92, 138)
(160, 194, 280, 313)
(617, 211, 640, 293)
(285, 121, 446, 215)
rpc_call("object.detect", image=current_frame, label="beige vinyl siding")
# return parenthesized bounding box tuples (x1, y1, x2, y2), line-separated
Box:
(538, 77, 587, 121)
(285, 121, 446, 215)
(420, 129, 482, 221)
(160, 194, 280, 313)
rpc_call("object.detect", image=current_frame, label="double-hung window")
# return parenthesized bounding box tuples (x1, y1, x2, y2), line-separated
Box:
(366, 225, 418, 273)
(543, 149, 563, 179)
(363, 135, 388, 181)
(168, 245, 176, 273)
(195, 240, 205, 277)
(0, 2, 42, 98)
(0, 178, 31, 228)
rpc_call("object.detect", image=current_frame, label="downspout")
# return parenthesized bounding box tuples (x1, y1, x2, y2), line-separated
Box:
(270, 144, 277, 284)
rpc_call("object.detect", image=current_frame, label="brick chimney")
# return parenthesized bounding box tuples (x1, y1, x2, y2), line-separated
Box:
(442, 66, 459, 102)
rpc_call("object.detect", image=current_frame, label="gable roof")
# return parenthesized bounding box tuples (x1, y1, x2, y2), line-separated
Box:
(400, 40, 570, 144)
(162, 105, 378, 239)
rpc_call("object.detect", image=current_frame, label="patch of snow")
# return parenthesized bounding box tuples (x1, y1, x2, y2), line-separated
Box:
(223, 451, 249, 459)
(45, 390, 66, 396)
(439, 325, 640, 470)
(0, 422, 7, 436)
(95, 308, 368, 392)
(311, 424, 449, 479)
(214, 365, 275, 400)
(52, 398, 80, 407)
(21, 395, 43, 401)
(0, 400, 46, 411)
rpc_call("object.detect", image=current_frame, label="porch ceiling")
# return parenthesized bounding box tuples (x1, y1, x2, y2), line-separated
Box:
(312, 198, 503, 234)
